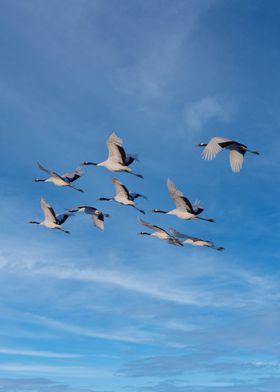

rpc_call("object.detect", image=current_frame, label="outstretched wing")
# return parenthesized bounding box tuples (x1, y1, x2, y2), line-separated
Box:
(37, 162, 52, 175)
(37, 162, 66, 182)
(56, 213, 73, 225)
(125, 153, 138, 166)
(112, 178, 130, 199)
(170, 228, 212, 244)
(201, 137, 232, 160)
(40, 197, 57, 223)
(169, 228, 192, 240)
(129, 192, 147, 201)
(62, 167, 84, 183)
(167, 179, 193, 213)
(229, 150, 245, 173)
(106, 133, 126, 163)
(193, 199, 204, 215)
(138, 217, 169, 235)
(92, 212, 105, 231)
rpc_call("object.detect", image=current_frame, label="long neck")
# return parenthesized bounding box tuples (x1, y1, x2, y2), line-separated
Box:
(153, 209, 168, 214)
(82, 161, 98, 166)
(138, 232, 150, 236)
(29, 221, 40, 224)
(246, 149, 260, 155)
(33, 179, 46, 182)
(98, 197, 113, 201)
(196, 216, 216, 223)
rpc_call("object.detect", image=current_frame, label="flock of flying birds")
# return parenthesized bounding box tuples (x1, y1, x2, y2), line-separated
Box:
(29, 133, 259, 250)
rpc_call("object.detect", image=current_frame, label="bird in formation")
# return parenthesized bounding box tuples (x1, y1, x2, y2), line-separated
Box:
(152, 178, 215, 222)
(67, 206, 110, 231)
(97, 178, 146, 214)
(137, 217, 183, 246)
(33, 162, 84, 192)
(196, 137, 259, 173)
(82, 132, 143, 178)
(30, 132, 259, 250)
(29, 197, 73, 234)
(170, 229, 224, 251)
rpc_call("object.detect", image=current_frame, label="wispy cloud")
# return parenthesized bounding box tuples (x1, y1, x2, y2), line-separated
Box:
(0, 347, 80, 359)
(184, 96, 234, 133)
(25, 314, 161, 345)
(0, 377, 95, 392)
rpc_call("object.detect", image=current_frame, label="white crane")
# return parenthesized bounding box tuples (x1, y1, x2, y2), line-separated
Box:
(137, 217, 183, 246)
(196, 137, 259, 172)
(33, 163, 84, 192)
(82, 133, 143, 178)
(29, 197, 73, 234)
(152, 179, 215, 222)
(170, 229, 224, 251)
(97, 178, 145, 214)
(67, 206, 110, 231)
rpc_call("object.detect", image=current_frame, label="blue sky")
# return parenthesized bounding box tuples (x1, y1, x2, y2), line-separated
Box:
(0, 0, 280, 391)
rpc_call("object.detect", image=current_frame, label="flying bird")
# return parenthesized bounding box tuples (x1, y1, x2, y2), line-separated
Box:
(151, 179, 215, 222)
(137, 217, 183, 246)
(67, 206, 110, 231)
(170, 228, 224, 251)
(196, 137, 259, 172)
(82, 133, 143, 178)
(33, 163, 84, 192)
(29, 197, 73, 234)
(97, 178, 145, 214)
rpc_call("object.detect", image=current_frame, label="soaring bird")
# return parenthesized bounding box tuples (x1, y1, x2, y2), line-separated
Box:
(33, 163, 84, 192)
(97, 178, 145, 214)
(151, 179, 215, 222)
(137, 217, 183, 246)
(196, 137, 259, 172)
(67, 206, 110, 231)
(170, 228, 224, 251)
(82, 133, 143, 178)
(29, 197, 73, 234)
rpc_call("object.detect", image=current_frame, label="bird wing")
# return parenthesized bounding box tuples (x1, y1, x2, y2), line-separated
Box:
(169, 228, 192, 239)
(229, 149, 244, 173)
(138, 217, 169, 235)
(112, 178, 130, 199)
(78, 206, 97, 215)
(106, 133, 126, 163)
(170, 228, 212, 244)
(125, 153, 138, 166)
(193, 199, 204, 214)
(37, 162, 52, 175)
(37, 162, 66, 182)
(92, 212, 104, 230)
(56, 213, 73, 225)
(40, 197, 57, 223)
(62, 167, 84, 183)
(167, 179, 193, 212)
(201, 137, 232, 160)
(129, 192, 147, 200)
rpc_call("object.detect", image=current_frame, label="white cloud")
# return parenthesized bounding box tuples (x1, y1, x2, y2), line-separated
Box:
(184, 96, 234, 132)
(0, 347, 80, 359)
(26, 314, 161, 345)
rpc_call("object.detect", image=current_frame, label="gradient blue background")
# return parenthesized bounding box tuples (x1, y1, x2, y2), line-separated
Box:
(0, 0, 279, 391)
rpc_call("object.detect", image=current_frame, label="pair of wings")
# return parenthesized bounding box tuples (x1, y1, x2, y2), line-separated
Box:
(37, 162, 83, 183)
(40, 197, 71, 225)
(167, 179, 202, 213)
(106, 133, 136, 166)
(69, 206, 107, 231)
(81, 206, 106, 231)
(201, 137, 245, 173)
